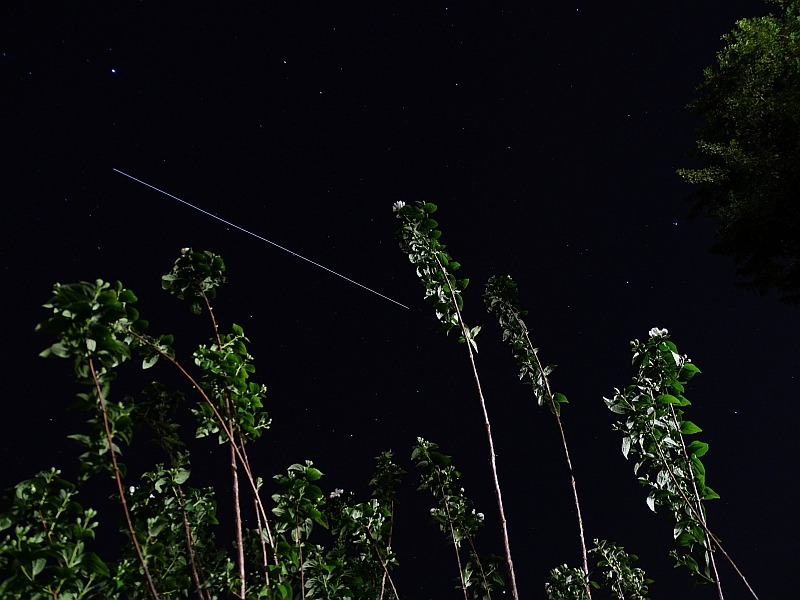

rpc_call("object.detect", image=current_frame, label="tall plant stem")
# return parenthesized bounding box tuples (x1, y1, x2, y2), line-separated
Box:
(466, 536, 493, 599)
(434, 471, 468, 600)
(176, 485, 211, 600)
(379, 499, 395, 600)
(229, 425, 246, 599)
(669, 403, 723, 600)
(152, 434, 210, 600)
(647, 418, 758, 599)
(514, 313, 591, 599)
(88, 359, 160, 600)
(200, 291, 247, 598)
(364, 524, 401, 600)
(433, 254, 519, 600)
(253, 494, 270, 589)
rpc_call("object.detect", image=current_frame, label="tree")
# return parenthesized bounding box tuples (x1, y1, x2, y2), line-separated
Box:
(678, 0, 800, 306)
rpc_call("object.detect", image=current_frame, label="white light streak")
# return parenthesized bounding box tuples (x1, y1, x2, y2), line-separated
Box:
(113, 168, 409, 310)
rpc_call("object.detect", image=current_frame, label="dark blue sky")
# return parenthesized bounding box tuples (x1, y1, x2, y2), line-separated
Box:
(2, 2, 797, 598)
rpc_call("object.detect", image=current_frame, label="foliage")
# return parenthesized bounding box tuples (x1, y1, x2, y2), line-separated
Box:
(192, 324, 271, 444)
(483, 274, 568, 415)
(413, 438, 505, 599)
(109, 461, 237, 600)
(545, 564, 590, 600)
(678, 0, 800, 305)
(604, 328, 720, 586)
(0, 223, 760, 599)
(0, 469, 107, 600)
(393, 200, 481, 349)
(162, 248, 227, 314)
(589, 539, 652, 600)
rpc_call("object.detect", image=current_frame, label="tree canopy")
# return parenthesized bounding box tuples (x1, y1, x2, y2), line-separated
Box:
(678, 0, 800, 306)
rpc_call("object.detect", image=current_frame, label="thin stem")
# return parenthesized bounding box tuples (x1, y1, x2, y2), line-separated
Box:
(295, 506, 306, 600)
(433, 253, 519, 600)
(232, 412, 271, 586)
(668, 403, 723, 599)
(436, 476, 468, 599)
(513, 312, 591, 599)
(253, 494, 270, 589)
(466, 536, 493, 600)
(364, 524, 401, 600)
(177, 486, 211, 600)
(379, 499, 396, 600)
(146, 416, 210, 600)
(88, 359, 160, 600)
(647, 417, 758, 599)
(200, 291, 247, 599)
(125, 329, 279, 568)
(35, 506, 63, 568)
(230, 431, 246, 599)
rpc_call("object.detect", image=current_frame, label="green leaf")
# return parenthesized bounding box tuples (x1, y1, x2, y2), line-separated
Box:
(554, 392, 568, 404)
(657, 394, 681, 404)
(680, 363, 701, 381)
(680, 421, 703, 435)
(686, 440, 709, 457)
(423, 202, 438, 213)
(306, 467, 323, 481)
(118, 289, 138, 303)
(174, 468, 190, 485)
(82, 552, 110, 577)
(31, 557, 46, 577)
(622, 436, 631, 459)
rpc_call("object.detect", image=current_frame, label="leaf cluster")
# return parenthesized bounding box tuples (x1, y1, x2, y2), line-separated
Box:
(36, 279, 148, 383)
(483, 275, 568, 415)
(412, 438, 504, 599)
(0, 469, 108, 600)
(395, 201, 480, 350)
(110, 460, 236, 600)
(604, 331, 718, 585)
(162, 249, 227, 314)
(589, 539, 652, 600)
(192, 324, 271, 443)
(545, 564, 590, 600)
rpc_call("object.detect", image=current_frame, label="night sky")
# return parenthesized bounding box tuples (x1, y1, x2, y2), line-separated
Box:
(2, 2, 798, 599)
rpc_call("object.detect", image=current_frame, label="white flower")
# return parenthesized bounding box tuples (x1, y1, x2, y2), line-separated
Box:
(648, 327, 668, 338)
(430, 508, 437, 515)
(392, 201, 406, 213)
(129, 486, 136, 494)
(477, 512, 485, 521)
(149, 493, 155, 499)
(329, 488, 343, 499)
(460, 487, 465, 493)
(180, 247, 190, 255)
